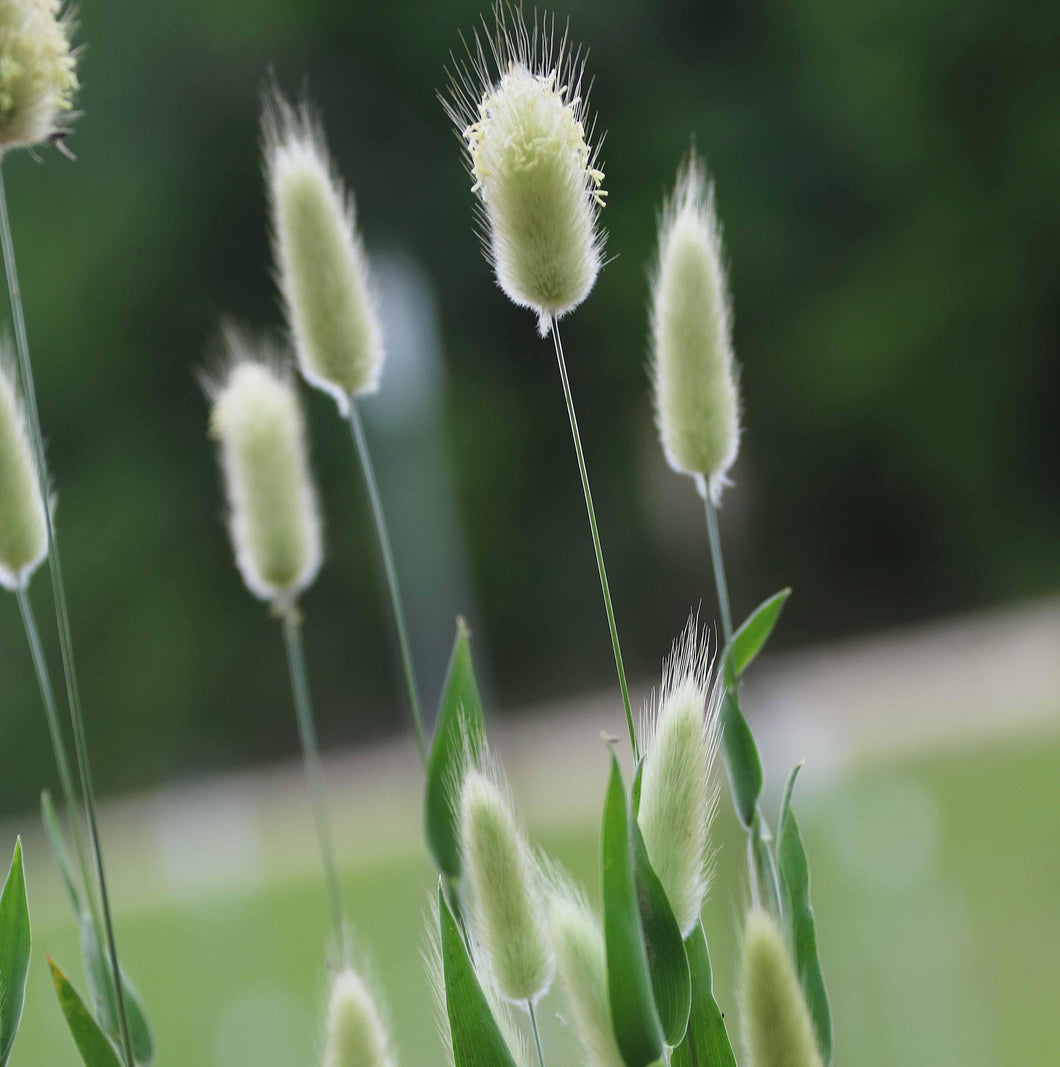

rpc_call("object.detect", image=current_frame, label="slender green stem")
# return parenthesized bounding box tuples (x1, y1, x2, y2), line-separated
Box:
(527, 999, 547, 1067)
(702, 488, 781, 915)
(550, 323, 638, 760)
(16, 587, 98, 922)
(0, 163, 136, 1067)
(346, 402, 427, 765)
(281, 609, 349, 965)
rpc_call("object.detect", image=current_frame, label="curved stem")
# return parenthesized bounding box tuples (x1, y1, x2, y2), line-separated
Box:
(16, 587, 98, 922)
(550, 322, 638, 760)
(528, 999, 547, 1067)
(0, 163, 136, 1066)
(346, 402, 427, 764)
(281, 609, 349, 966)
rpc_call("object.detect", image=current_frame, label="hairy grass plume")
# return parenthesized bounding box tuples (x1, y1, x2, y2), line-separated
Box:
(207, 329, 322, 610)
(445, 5, 606, 335)
(637, 618, 722, 936)
(323, 967, 395, 1067)
(740, 908, 825, 1067)
(650, 152, 740, 503)
(264, 89, 384, 410)
(0, 346, 46, 590)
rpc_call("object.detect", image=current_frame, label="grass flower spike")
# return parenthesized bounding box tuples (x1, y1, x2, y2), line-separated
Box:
(265, 92, 383, 410)
(0, 348, 46, 590)
(460, 765, 554, 1005)
(0, 0, 77, 150)
(650, 152, 740, 503)
(323, 968, 395, 1067)
(549, 881, 625, 1067)
(740, 908, 824, 1067)
(637, 621, 721, 936)
(208, 333, 322, 610)
(447, 7, 606, 335)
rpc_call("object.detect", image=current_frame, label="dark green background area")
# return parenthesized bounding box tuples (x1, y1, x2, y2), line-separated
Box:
(1, 0, 1057, 813)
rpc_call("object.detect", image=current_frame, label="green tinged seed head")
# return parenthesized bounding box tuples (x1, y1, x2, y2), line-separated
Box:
(446, 7, 606, 336)
(0, 351, 46, 590)
(264, 92, 384, 411)
(0, 0, 77, 150)
(650, 152, 740, 503)
(323, 968, 394, 1067)
(460, 766, 554, 1003)
(637, 621, 721, 937)
(740, 909, 824, 1067)
(549, 881, 625, 1067)
(208, 332, 322, 610)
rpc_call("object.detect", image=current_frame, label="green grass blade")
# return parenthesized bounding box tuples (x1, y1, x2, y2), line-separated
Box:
(0, 839, 31, 1067)
(777, 765, 833, 1064)
(425, 619, 486, 879)
(725, 588, 791, 685)
(41, 791, 84, 918)
(48, 959, 123, 1067)
(601, 755, 665, 1067)
(631, 819, 691, 1046)
(719, 691, 763, 829)
(438, 886, 519, 1067)
(670, 923, 736, 1067)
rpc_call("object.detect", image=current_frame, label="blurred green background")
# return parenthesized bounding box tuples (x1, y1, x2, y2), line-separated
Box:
(1, 0, 1058, 1063)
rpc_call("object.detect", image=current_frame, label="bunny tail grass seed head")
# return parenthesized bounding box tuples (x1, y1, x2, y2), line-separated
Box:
(636, 619, 721, 936)
(264, 89, 384, 411)
(207, 330, 322, 611)
(323, 968, 395, 1067)
(0, 349, 46, 590)
(740, 909, 825, 1067)
(548, 877, 625, 1067)
(650, 152, 740, 503)
(459, 764, 554, 1004)
(0, 0, 78, 150)
(446, 5, 606, 336)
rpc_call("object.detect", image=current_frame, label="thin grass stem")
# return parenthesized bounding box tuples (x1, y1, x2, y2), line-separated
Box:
(281, 609, 349, 965)
(528, 999, 547, 1067)
(550, 322, 638, 759)
(346, 402, 427, 764)
(0, 162, 136, 1067)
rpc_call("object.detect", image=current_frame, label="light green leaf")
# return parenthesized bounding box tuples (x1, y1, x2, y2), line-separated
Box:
(48, 959, 123, 1067)
(719, 691, 763, 829)
(777, 765, 833, 1065)
(425, 619, 486, 879)
(41, 792, 83, 916)
(631, 820, 691, 1046)
(0, 839, 31, 1067)
(725, 588, 791, 685)
(438, 886, 519, 1067)
(602, 754, 665, 1067)
(670, 923, 736, 1067)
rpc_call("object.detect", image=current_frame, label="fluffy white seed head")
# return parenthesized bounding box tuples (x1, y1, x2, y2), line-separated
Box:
(207, 332, 322, 610)
(740, 909, 824, 1067)
(0, 0, 77, 150)
(264, 91, 384, 412)
(446, 7, 606, 336)
(323, 968, 395, 1067)
(548, 879, 625, 1067)
(0, 349, 46, 590)
(636, 619, 722, 937)
(460, 765, 554, 1004)
(650, 152, 740, 503)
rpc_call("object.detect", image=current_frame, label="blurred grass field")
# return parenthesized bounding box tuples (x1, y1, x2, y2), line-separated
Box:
(9, 719, 1059, 1067)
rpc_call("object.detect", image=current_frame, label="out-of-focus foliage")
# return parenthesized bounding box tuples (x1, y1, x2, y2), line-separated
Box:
(0, 0, 1056, 811)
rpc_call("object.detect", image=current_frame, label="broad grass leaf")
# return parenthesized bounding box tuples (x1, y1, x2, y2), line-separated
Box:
(0, 840, 31, 1067)
(48, 959, 122, 1067)
(724, 588, 791, 685)
(630, 820, 691, 1046)
(425, 619, 486, 879)
(601, 755, 665, 1067)
(719, 691, 762, 828)
(438, 886, 519, 1067)
(670, 924, 736, 1067)
(777, 765, 833, 1065)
